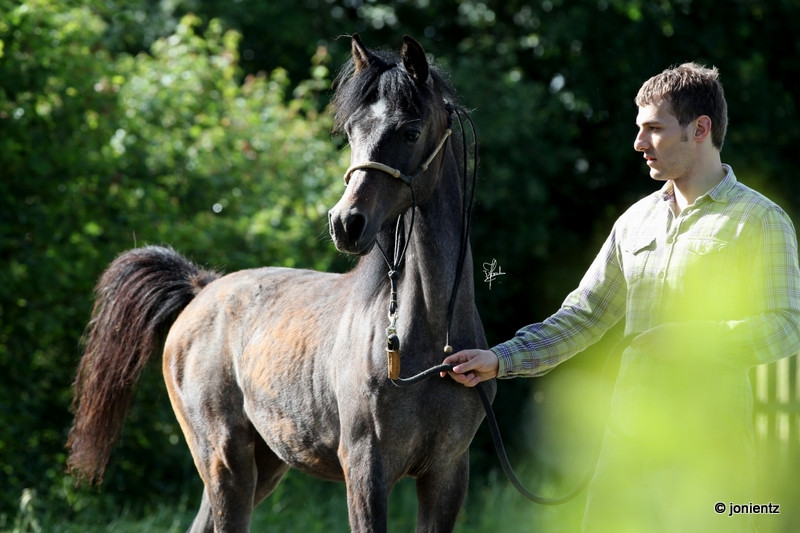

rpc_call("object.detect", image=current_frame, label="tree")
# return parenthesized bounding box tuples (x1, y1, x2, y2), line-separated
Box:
(0, 1, 347, 515)
(3, 0, 799, 525)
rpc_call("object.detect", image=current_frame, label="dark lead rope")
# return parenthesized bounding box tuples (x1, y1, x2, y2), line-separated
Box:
(379, 103, 617, 505)
(474, 380, 595, 505)
(377, 103, 477, 354)
(443, 105, 478, 351)
(391, 363, 595, 505)
(392, 336, 633, 504)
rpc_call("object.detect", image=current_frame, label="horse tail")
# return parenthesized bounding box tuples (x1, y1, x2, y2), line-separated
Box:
(66, 245, 220, 485)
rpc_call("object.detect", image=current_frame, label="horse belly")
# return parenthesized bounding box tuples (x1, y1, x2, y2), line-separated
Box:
(246, 393, 344, 481)
(238, 332, 344, 481)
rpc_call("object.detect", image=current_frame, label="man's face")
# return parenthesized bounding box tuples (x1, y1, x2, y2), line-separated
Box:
(633, 99, 695, 182)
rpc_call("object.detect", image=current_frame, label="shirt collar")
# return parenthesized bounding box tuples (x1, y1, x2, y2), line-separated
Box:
(707, 164, 737, 202)
(656, 164, 737, 205)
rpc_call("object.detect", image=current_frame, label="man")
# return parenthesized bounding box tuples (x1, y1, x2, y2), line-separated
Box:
(443, 63, 800, 532)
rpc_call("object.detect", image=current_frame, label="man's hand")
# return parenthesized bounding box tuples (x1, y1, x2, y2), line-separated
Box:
(440, 349, 499, 387)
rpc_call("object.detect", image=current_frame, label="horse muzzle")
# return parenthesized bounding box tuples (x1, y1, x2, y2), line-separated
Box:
(328, 206, 376, 255)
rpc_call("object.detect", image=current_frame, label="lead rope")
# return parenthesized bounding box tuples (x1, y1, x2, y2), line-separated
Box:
(392, 335, 624, 506)
(442, 105, 477, 354)
(379, 104, 605, 505)
(384, 103, 471, 381)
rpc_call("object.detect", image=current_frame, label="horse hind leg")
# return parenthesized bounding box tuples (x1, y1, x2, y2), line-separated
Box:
(186, 489, 214, 533)
(166, 360, 264, 531)
(187, 435, 288, 532)
(183, 422, 260, 533)
(253, 433, 291, 506)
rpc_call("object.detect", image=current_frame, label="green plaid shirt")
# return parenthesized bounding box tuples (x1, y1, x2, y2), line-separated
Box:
(493, 165, 800, 378)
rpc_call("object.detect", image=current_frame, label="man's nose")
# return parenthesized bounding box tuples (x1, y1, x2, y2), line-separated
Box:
(633, 131, 649, 152)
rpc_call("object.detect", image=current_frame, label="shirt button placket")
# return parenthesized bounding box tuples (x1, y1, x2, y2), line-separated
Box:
(652, 221, 679, 318)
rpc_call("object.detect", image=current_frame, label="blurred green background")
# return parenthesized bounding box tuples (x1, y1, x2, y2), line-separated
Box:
(2, 0, 798, 530)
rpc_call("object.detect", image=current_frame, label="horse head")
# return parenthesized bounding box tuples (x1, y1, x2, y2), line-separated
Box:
(328, 34, 453, 255)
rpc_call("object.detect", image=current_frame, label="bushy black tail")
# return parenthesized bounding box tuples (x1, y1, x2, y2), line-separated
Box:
(66, 246, 220, 484)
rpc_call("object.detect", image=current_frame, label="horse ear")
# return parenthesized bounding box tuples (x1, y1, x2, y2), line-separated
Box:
(400, 35, 429, 84)
(351, 33, 372, 73)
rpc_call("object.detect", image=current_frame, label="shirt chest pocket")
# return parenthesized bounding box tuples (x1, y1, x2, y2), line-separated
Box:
(621, 238, 656, 285)
(683, 237, 732, 284)
(687, 238, 727, 256)
(679, 237, 748, 319)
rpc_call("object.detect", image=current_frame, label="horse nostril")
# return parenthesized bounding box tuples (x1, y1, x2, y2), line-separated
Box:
(345, 212, 367, 243)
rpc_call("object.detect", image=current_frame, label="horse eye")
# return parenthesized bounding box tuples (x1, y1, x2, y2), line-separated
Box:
(404, 130, 421, 144)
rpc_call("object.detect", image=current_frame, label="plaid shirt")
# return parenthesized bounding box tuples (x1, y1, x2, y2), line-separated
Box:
(493, 165, 800, 378)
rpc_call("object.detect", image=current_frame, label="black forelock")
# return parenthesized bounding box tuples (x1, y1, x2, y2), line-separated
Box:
(331, 47, 457, 134)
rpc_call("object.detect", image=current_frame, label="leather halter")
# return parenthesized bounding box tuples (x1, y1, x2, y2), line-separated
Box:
(339, 125, 453, 380)
(342, 128, 453, 186)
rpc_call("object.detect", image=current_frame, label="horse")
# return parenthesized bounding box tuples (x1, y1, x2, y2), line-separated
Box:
(66, 34, 495, 532)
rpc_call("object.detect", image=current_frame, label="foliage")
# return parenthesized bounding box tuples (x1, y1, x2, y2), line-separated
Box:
(2, 0, 800, 530)
(0, 0, 346, 520)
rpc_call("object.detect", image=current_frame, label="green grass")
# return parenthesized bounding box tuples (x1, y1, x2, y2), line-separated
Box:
(4, 462, 798, 532)
(2, 468, 588, 533)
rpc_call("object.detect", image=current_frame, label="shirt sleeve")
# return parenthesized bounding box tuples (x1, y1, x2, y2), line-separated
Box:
(491, 227, 628, 378)
(709, 205, 800, 367)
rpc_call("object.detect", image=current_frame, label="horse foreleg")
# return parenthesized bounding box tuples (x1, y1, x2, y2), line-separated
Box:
(340, 441, 388, 533)
(414, 453, 470, 533)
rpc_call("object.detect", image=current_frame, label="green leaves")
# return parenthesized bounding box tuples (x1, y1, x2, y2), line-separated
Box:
(0, 5, 346, 517)
(4, 0, 800, 526)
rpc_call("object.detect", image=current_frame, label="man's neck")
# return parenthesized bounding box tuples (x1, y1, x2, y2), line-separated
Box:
(671, 161, 726, 215)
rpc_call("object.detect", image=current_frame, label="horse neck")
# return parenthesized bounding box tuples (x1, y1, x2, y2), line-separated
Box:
(376, 146, 479, 346)
(412, 151, 471, 302)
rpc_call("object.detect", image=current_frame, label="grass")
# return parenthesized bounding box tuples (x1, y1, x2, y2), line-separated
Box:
(2, 468, 589, 533)
(4, 464, 799, 533)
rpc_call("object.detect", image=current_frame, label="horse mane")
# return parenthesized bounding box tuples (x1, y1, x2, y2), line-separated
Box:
(331, 44, 459, 134)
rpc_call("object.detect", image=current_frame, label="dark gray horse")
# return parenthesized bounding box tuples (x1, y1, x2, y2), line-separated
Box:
(66, 34, 495, 532)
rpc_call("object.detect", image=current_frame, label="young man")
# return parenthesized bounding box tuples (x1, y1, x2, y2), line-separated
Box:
(443, 63, 800, 532)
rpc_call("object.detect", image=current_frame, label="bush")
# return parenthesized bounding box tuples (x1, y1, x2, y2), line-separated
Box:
(0, 1, 347, 518)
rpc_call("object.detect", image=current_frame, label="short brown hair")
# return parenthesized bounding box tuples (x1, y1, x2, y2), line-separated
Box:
(635, 62, 728, 150)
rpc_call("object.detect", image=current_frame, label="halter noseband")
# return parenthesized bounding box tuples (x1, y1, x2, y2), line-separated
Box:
(342, 128, 453, 186)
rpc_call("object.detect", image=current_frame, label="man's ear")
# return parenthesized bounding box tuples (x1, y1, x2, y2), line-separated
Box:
(693, 115, 713, 143)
